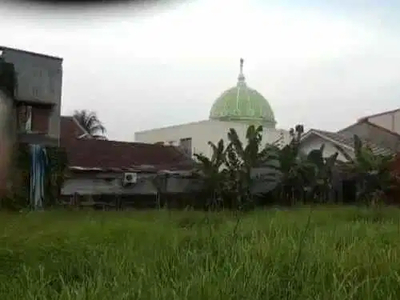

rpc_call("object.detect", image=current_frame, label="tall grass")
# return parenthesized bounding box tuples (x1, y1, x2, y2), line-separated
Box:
(1, 206, 400, 299)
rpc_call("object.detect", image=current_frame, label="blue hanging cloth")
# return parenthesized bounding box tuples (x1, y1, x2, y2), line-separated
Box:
(29, 144, 48, 210)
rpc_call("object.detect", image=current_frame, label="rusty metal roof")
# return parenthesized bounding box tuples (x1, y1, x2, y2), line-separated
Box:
(60, 116, 195, 172)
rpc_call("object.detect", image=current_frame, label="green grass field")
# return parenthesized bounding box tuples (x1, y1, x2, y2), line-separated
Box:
(1, 206, 400, 299)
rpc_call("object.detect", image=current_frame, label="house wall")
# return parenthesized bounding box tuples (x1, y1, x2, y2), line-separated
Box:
(61, 172, 201, 196)
(134, 120, 291, 158)
(61, 172, 157, 196)
(62, 177, 121, 196)
(339, 121, 400, 151)
(0, 47, 63, 143)
(367, 110, 400, 134)
(298, 134, 354, 162)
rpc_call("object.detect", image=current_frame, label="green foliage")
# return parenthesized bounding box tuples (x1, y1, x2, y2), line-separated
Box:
(275, 125, 308, 204)
(196, 125, 398, 210)
(225, 125, 281, 210)
(1, 143, 68, 211)
(304, 145, 339, 202)
(1, 143, 31, 210)
(193, 140, 227, 209)
(3, 208, 400, 299)
(195, 125, 282, 210)
(335, 135, 396, 204)
(44, 146, 69, 207)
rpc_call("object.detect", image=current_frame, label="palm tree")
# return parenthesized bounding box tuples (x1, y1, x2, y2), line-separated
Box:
(73, 110, 106, 139)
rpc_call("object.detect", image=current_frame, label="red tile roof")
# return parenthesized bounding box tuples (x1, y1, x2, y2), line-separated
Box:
(60, 116, 194, 172)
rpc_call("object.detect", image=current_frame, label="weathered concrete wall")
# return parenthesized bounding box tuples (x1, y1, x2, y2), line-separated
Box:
(0, 47, 63, 143)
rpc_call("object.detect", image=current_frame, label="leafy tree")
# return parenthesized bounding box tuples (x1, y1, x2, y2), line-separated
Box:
(73, 110, 106, 139)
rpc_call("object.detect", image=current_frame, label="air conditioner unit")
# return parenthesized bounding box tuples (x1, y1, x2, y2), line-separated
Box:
(122, 172, 137, 185)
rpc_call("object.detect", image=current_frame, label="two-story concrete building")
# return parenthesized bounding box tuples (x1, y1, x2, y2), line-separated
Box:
(0, 46, 63, 146)
(0, 46, 63, 209)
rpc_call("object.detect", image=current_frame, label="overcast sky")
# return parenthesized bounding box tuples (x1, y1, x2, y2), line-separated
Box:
(1, 0, 400, 141)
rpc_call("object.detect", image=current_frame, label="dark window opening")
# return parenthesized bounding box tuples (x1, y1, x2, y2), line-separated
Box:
(17, 103, 51, 134)
(32, 106, 51, 133)
(17, 104, 32, 132)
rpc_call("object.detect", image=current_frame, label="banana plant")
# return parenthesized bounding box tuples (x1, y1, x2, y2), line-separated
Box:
(224, 125, 282, 210)
(275, 124, 310, 204)
(335, 135, 396, 203)
(193, 139, 227, 209)
(305, 144, 339, 202)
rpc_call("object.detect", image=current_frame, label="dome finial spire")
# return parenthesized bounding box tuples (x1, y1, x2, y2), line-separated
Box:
(238, 58, 245, 83)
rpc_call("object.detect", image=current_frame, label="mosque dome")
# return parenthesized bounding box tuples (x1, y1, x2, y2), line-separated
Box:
(209, 59, 276, 128)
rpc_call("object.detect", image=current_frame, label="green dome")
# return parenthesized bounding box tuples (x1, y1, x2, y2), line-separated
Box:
(209, 59, 276, 128)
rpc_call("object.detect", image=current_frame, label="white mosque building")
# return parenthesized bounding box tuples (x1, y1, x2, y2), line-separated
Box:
(134, 59, 292, 158)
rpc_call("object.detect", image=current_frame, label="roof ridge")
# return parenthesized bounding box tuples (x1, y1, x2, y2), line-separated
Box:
(339, 118, 400, 138)
(304, 128, 392, 156)
(61, 116, 195, 171)
(358, 107, 400, 121)
(363, 120, 400, 138)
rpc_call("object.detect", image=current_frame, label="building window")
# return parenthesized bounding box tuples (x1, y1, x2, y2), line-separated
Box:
(17, 104, 51, 134)
(17, 104, 32, 132)
(49, 78, 55, 94)
(32, 87, 39, 98)
(180, 137, 192, 156)
(31, 106, 51, 133)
